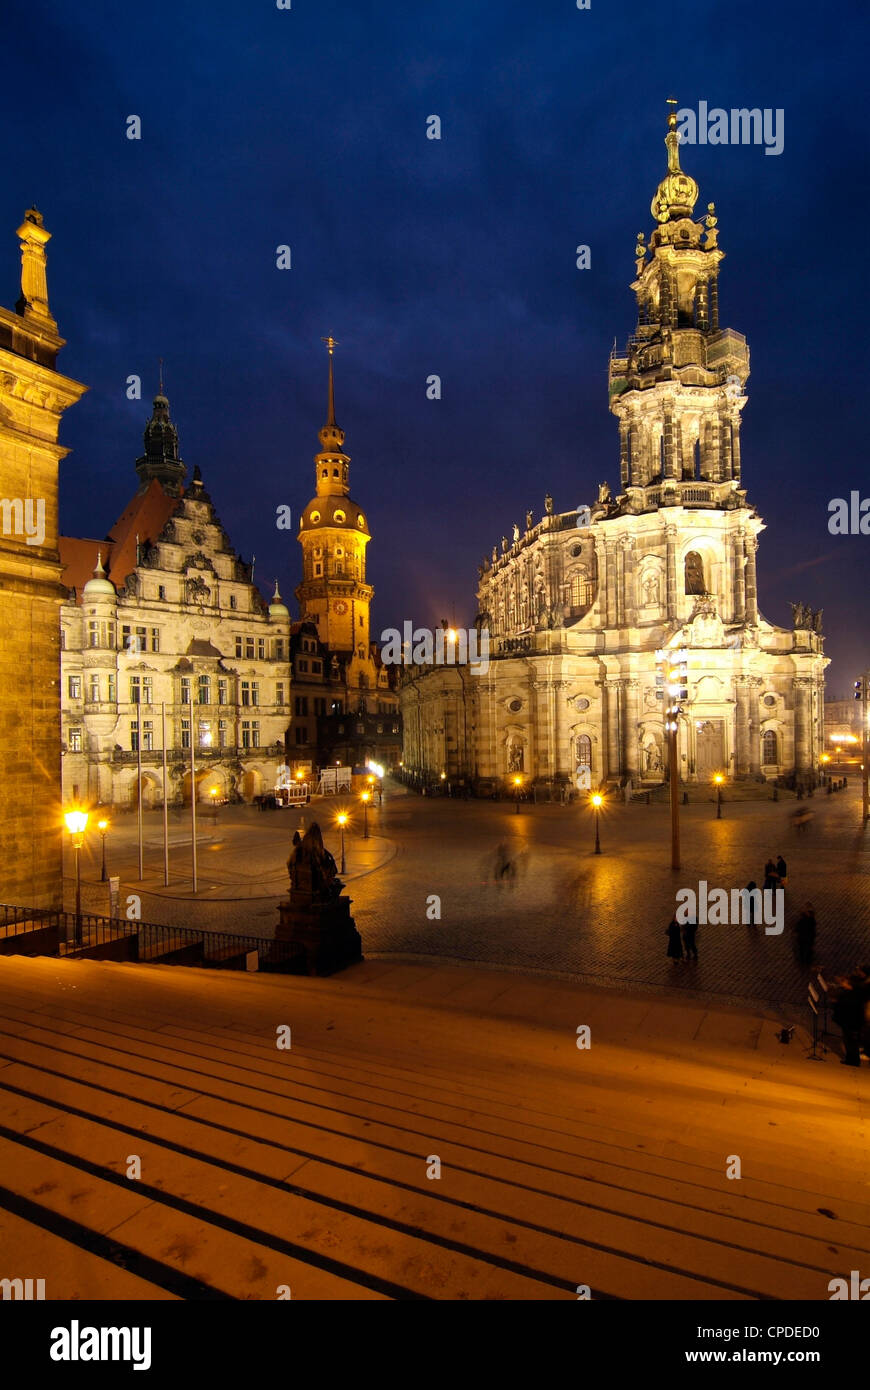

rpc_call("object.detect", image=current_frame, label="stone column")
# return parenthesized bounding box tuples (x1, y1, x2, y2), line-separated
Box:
(744, 535, 759, 625)
(794, 677, 812, 778)
(628, 413, 641, 487)
(732, 530, 746, 624)
(665, 525, 678, 621)
(662, 406, 677, 480)
(605, 540, 617, 629)
(735, 677, 750, 778)
(622, 536, 636, 627)
(710, 273, 720, 330)
(624, 679, 640, 778)
(730, 412, 742, 483)
(605, 679, 620, 780)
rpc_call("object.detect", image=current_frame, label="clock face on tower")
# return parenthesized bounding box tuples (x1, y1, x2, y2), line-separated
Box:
(333, 600, 348, 615)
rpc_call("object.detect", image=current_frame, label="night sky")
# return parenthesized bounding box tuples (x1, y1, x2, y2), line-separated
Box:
(4, 0, 866, 689)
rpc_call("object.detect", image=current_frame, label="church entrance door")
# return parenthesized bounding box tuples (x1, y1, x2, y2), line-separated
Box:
(695, 719, 724, 780)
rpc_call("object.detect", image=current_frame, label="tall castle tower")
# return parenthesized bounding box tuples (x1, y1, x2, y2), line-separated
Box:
(296, 339, 373, 668)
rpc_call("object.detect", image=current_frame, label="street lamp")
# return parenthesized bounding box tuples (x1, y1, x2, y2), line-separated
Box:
(713, 772, 724, 819)
(590, 792, 603, 854)
(513, 774, 522, 813)
(97, 818, 109, 882)
(64, 808, 89, 945)
(361, 790, 370, 839)
(337, 811, 348, 874)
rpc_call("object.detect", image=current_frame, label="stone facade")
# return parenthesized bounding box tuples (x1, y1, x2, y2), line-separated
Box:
(0, 210, 86, 906)
(400, 111, 828, 791)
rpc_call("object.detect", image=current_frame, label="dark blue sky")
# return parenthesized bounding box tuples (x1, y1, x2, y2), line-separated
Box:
(4, 0, 866, 689)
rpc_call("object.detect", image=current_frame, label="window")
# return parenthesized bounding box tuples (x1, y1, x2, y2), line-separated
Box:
(334, 510, 345, 523)
(142, 720, 153, 752)
(88, 674, 100, 703)
(257, 638, 265, 660)
(68, 727, 82, 752)
(131, 720, 139, 752)
(241, 680, 250, 706)
(274, 639, 285, 660)
(130, 676, 141, 704)
(88, 622, 99, 649)
(762, 730, 778, 765)
(181, 718, 191, 750)
(150, 629, 160, 652)
(241, 720, 260, 749)
(181, 677, 191, 704)
(136, 627, 147, 652)
(297, 659, 308, 673)
(68, 675, 82, 699)
(294, 695, 308, 716)
(570, 572, 592, 608)
(229, 594, 237, 610)
(142, 676, 153, 705)
(235, 636, 243, 658)
(314, 563, 323, 576)
(336, 563, 343, 576)
(198, 675, 210, 704)
(311, 660, 321, 674)
(251, 681, 259, 706)
(218, 718, 228, 748)
(217, 679, 227, 706)
(158, 585, 166, 601)
(576, 734, 592, 772)
(276, 682, 285, 706)
(107, 673, 116, 702)
(314, 697, 325, 716)
(295, 726, 306, 745)
(245, 637, 254, 659)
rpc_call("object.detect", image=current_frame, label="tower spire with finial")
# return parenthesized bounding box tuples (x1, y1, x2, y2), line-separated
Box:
(322, 335, 339, 426)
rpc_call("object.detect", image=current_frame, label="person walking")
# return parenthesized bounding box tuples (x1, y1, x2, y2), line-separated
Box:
(763, 857, 778, 891)
(776, 853, 787, 885)
(795, 901, 816, 965)
(665, 918, 683, 961)
(681, 917, 698, 961)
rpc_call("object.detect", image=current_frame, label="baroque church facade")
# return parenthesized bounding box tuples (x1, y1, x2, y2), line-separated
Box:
(400, 108, 827, 791)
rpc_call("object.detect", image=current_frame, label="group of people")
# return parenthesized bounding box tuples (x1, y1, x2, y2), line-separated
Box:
(665, 917, 698, 962)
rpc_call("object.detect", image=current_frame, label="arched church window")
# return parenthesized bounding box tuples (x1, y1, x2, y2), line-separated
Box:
(762, 730, 778, 765)
(684, 551, 706, 595)
(576, 734, 592, 769)
(570, 570, 592, 608)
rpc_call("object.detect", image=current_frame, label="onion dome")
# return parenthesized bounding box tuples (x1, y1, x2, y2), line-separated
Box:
(650, 100, 699, 225)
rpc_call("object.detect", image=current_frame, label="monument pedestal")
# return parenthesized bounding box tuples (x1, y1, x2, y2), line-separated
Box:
(275, 890, 363, 976)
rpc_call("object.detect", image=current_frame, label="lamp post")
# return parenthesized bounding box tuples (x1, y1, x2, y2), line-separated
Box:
(98, 818, 109, 881)
(64, 809, 89, 946)
(513, 774, 522, 814)
(361, 790, 370, 839)
(337, 812, 348, 874)
(591, 792, 603, 854)
(713, 772, 724, 819)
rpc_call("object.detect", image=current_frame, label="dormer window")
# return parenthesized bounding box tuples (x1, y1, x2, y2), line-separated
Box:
(310, 511, 321, 524)
(334, 509, 345, 523)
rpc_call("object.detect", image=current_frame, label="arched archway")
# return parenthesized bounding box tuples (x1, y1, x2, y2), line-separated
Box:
(241, 769, 263, 802)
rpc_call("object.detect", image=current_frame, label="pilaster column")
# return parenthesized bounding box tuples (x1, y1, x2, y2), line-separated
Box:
(732, 532, 746, 625)
(794, 677, 812, 777)
(665, 524, 678, 621)
(628, 413, 641, 488)
(604, 540, 618, 629)
(621, 535, 636, 627)
(605, 679, 620, 780)
(744, 535, 758, 626)
(748, 678, 763, 775)
(624, 679, 640, 777)
(735, 676, 750, 778)
(710, 272, 720, 330)
(730, 412, 742, 483)
(619, 419, 630, 491)
(662, 405, 677, 479)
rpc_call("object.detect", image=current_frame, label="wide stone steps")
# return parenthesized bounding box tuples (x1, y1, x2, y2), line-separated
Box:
(0, 956, 866, 1300)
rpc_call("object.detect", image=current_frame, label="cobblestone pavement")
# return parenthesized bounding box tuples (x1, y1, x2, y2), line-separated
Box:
(65, 782, 870, 1007)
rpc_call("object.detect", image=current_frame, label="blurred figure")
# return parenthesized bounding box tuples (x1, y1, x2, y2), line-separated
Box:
(776, 854, 787, 885)
(681, 916, 698, 961)
(763, 857, 778, 891)
(791, 807, 813, 832)
(743, 880, 759, 926)
(832, 975, 864, 1067)
(795, 901, 816, 965)
(665, 918, 683, 961)
(494, 842, 516, 887)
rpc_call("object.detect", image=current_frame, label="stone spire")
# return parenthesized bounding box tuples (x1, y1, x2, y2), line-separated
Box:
(135, 386, 186, 495)
(314, 336, 350, 498)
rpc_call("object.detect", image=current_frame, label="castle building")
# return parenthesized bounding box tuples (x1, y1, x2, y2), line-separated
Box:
(0, 210, 87, 906)
(59, 392, 301, 807)
(400, 107, 827, 791)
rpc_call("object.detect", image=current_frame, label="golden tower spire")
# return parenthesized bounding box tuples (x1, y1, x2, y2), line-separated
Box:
(651, 98, 699, 224)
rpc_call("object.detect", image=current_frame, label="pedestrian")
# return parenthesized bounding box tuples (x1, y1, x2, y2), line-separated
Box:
(776, 853, 787, 885)
(665, 918, 683, 961)
(831, 976, 864, 1067)
(743, 880, 759, 926)
(763, 857, 778, 892)
(681, 917, 698, 961)
(795, 901, 816, 966)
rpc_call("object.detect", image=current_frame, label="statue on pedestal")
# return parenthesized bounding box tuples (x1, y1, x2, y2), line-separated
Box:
(276, 822, 362, 975)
